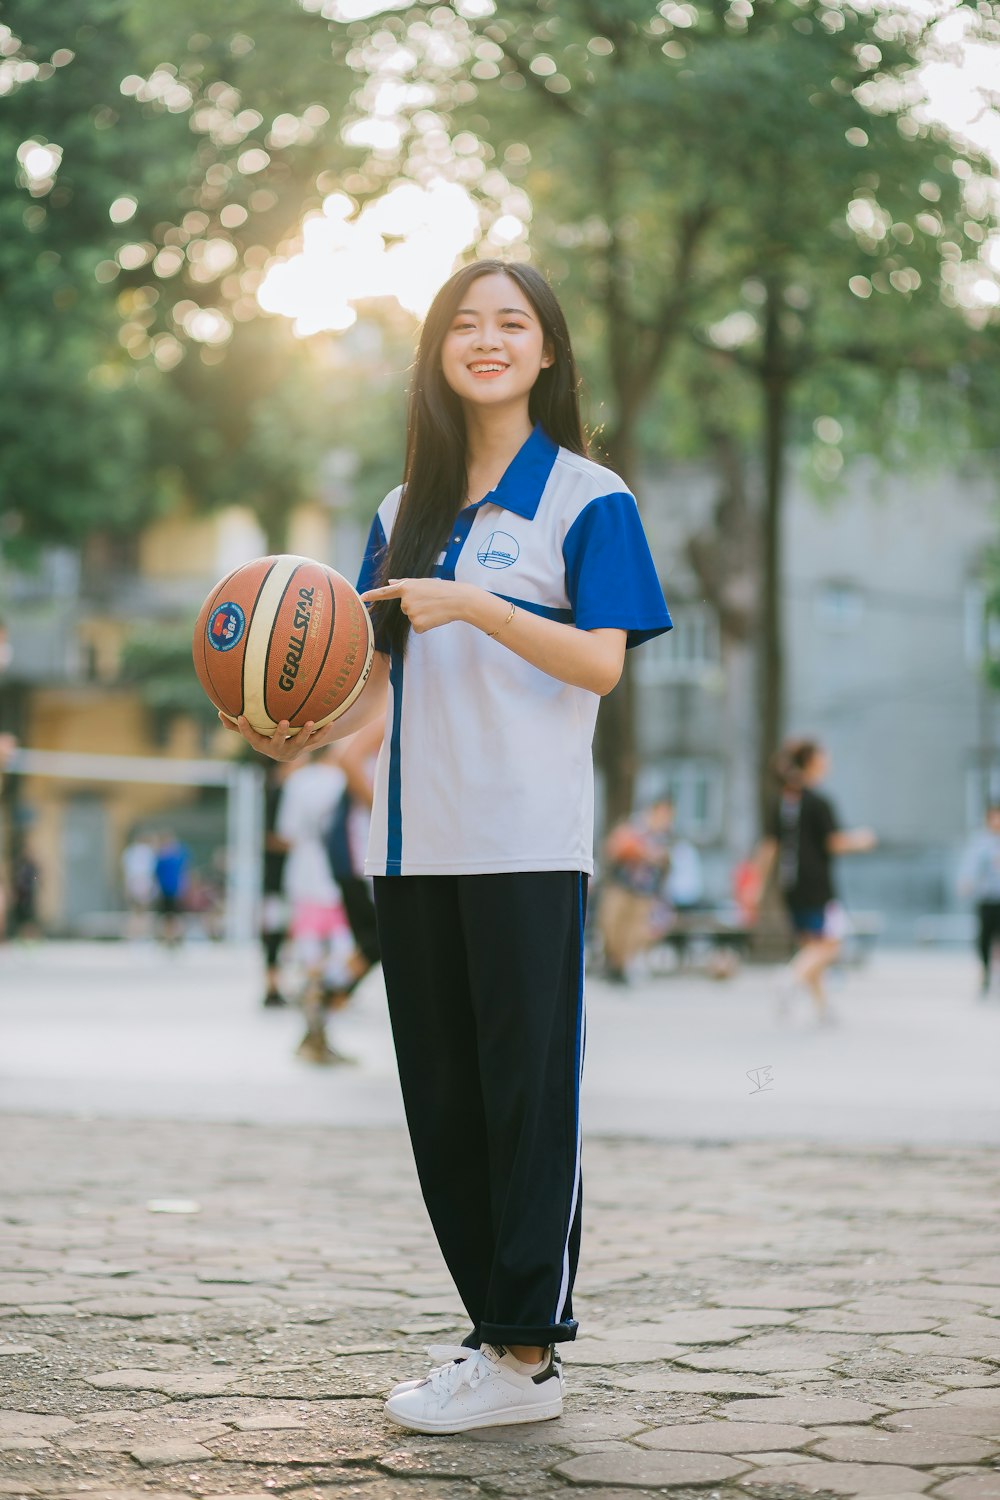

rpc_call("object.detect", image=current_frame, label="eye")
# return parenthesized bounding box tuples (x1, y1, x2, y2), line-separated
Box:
(452, 321, 475, 331)
(503, 321, 526, 330)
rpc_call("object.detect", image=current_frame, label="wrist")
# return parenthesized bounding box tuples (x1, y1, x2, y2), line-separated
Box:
(462, 585, 499, 631)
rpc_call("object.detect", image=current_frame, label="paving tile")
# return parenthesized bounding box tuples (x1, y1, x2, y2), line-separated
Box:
(848, 1493, 929, 1500)
(84, 1368, 233, 1396)
(129, 1439, 215, 1465)
(534, 1411, 647, 1443)
(926, 1388, 1000, 1409)
(810, 1426, 998, 1464)
(0, 1411, 76, 1446)
(934, 1476, 1000, 1500)
(378, 1442, 547, 1478)
(713, 1287, 848, 1310)
(719, 1396, 887, 1424)
(676, 1347, 836, 1373)
(797, 1312, 942, 1335)
(883, 1406, 1000, 1437)
(610, 1373, 778, 1395)
(741, 1461, 934, 1493)
(590, 1319, 754, 1345)
(74, 1296, 214, 1318)
(567, 1339, 685, 1365)
(207, 1428, 380, 1463)
(555, 1448, 752, 1486)
(636, 1421, 811, 1452)
(229, 1412, 305, 1430)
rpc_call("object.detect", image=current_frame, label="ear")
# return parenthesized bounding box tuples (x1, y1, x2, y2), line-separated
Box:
(540, 340, 555, 369)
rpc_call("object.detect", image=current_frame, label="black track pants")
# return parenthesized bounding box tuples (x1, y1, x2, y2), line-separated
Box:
(978, 901, 1000, 974)
(373, 871, 587, 1346)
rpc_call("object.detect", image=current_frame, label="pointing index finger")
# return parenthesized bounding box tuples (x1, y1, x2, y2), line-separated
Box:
(360, 583, 403, 601)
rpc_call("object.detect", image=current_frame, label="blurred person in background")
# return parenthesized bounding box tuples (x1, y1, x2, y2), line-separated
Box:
(11, 839, 40, 939)
(260, 762, 293, 1008)
(276, 746, 357, 1065)
(665, 831, 703, 915)
(598, 798, 674, 983)
(755, 737, 876, 1027)
(0, 730, 15, 940)
(153, 831, 188, 949)
(121, 832, 156, 940)
(958, 802, 1000, 998)
(324, 718, 384, 996)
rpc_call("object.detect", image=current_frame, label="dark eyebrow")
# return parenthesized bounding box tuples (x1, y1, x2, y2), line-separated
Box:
(453, 306, 535, 319)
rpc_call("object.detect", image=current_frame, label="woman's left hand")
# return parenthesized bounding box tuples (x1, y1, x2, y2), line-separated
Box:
(360, 578, 477, 634)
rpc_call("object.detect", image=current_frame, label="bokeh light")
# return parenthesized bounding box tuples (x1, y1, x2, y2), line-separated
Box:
(256, 178, 482, 333)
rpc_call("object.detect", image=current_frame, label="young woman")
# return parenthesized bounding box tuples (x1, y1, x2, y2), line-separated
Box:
(757, 737, 876, 1025)
(227, 259, 671, 1433)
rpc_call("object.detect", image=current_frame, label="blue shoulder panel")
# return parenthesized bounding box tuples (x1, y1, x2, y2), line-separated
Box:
(562, 492, 672, 648)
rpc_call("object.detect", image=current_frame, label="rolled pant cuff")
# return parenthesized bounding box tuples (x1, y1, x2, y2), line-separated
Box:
(480, 1318, 578, 1346)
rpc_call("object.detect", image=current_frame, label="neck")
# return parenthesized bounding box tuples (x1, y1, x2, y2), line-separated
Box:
(462, 402, 534, 475)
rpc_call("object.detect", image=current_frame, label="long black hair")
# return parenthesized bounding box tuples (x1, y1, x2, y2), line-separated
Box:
(371, 259, 586, 655)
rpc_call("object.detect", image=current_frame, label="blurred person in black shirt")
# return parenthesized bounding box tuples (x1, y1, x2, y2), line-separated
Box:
(755, 738, 875, 1026)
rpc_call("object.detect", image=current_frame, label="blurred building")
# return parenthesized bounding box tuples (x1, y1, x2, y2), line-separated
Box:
(0, 497, 348, 933)
(0, 455, 995, 936)
(638, 454, 999, 935)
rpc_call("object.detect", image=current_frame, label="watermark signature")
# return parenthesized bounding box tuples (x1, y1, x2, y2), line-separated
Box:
(746, 1065, 774, 1095)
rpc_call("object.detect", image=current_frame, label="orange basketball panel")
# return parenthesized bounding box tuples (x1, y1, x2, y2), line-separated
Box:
(192, 555, 278, 719)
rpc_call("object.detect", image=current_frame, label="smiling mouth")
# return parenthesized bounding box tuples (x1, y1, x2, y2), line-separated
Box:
(468, 363, 509, 374)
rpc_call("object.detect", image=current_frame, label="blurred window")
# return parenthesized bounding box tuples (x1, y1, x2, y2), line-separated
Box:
(964, 582, 1000, 667)
(966, 763, 1000, 830)
(636, 758, 724, 842)
(815, 580, 864, 630)
(636, 602, 720, 684)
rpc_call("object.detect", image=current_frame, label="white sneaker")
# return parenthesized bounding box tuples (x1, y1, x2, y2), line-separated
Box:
(388, 1343, 566, 1400)
(384, 1344, 563, 1434)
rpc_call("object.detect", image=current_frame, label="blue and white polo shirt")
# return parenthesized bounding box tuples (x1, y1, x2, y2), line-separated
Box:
(356, 423, 672, 878)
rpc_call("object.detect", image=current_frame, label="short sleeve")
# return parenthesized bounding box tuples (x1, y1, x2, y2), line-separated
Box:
(355, 510, 389, 653)
(562, 492, 672, 648)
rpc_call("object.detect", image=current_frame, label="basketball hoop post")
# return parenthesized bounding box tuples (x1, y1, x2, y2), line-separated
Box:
(225, 762, 264, 944)
(4, 749, 264, 941)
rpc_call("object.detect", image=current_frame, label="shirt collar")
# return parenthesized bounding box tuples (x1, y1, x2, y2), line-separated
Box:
(484, 422, 559, 521)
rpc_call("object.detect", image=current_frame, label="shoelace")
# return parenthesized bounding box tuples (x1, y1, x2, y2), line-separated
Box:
(413, 1344, 494, 1398)
(424, 1346, 494, 1402)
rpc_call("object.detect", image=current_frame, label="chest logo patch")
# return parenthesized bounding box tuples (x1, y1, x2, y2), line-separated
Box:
(476, 530, 520, 569)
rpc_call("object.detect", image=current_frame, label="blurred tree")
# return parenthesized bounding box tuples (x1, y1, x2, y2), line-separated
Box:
(0, 0, 374, 554)
(4, 0, 998, 832)
(410, 0, 998, 820)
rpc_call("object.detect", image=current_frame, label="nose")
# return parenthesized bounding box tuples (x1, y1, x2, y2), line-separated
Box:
(473, 324, 502, 350)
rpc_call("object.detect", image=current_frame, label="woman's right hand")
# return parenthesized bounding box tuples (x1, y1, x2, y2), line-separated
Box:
(219, 712, 334, 762)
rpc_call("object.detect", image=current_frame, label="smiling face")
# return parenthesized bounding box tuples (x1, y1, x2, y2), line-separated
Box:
(439, 271, 553, 412)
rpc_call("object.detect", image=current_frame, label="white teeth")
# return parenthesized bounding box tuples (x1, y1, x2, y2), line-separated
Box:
(469, 363, 507, 372)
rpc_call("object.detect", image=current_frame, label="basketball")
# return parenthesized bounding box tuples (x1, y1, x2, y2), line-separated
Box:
(192, 555, 374, 736)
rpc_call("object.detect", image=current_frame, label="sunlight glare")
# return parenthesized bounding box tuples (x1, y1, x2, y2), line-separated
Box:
(256, 179, 482, 335)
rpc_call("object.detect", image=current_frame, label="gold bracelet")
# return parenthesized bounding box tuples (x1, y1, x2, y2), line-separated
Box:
(487, 601, 516, 639)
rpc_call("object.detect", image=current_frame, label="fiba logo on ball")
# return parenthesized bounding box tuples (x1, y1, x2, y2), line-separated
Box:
(206, 601, 246, 652)
(477, 531, 520, 570)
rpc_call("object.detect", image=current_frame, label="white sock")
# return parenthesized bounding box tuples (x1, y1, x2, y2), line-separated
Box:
(496, 1347, 548, 1376)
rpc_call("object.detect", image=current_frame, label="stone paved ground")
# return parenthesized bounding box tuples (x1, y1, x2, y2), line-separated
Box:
(2, 1115, 1000, 1500)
